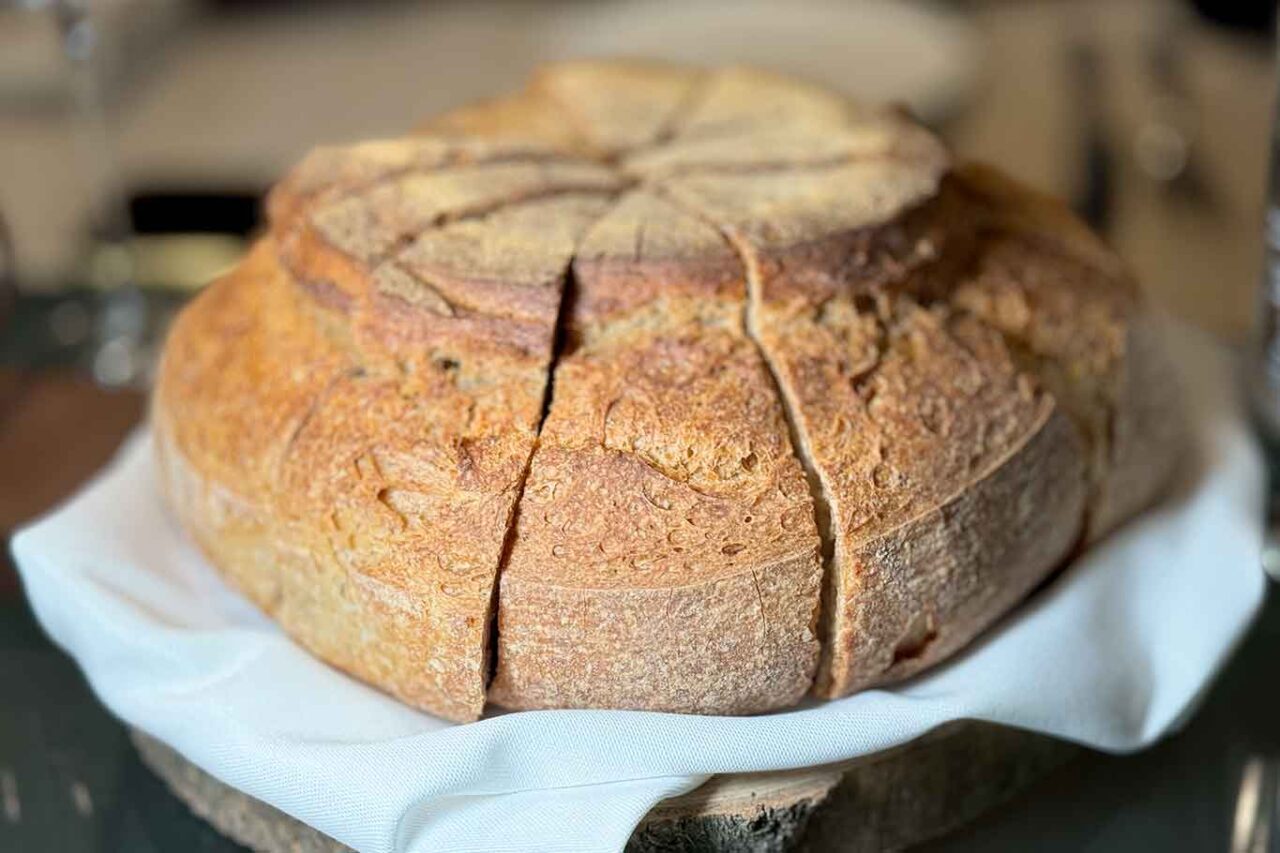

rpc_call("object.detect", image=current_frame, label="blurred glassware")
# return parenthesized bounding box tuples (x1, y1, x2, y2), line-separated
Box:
(1251, 22, 1280, 585)
(1134, 15, 1218, 210)
(49, 0, 149, 387)
(1233, 756, 1280, 853)
(0, 0, 195, 385)
(0, 0, 192, 109)
(0, 210, 15, 330)
(1251, 48, 1280, 441)
(1067, 35, 1114, 236)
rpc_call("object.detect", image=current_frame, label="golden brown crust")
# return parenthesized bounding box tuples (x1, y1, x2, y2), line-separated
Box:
(154, 61, 1183, 719)
(571, 189, 744, 329)
(528, 59, 703, 155)
(741, 288, 1089, 697)
(154, 243, 538, 721)
(668, 66, 853, 139)
(949, 163, 1183, 540)
(490, 193, 823, 713)
(422, 93, 583, 152)
(832, 403, 1086, 690)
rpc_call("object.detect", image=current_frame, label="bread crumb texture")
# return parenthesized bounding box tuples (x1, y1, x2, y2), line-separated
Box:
(153, 61, 1183, 721)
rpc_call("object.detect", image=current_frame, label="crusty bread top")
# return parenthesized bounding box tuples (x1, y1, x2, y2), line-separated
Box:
(155, 59, 1179, 720)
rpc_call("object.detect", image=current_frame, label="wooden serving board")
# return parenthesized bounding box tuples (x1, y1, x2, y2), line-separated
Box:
(132, 721, 1076, 852)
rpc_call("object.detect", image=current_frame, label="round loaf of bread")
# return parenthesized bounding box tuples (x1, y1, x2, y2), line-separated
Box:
(153, 61, 1184, 722)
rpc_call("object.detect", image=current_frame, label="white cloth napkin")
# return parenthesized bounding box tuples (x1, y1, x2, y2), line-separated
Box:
(11, 325, 1267, 853)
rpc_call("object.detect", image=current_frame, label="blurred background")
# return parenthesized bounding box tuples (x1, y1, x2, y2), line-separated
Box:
(1, 0, 1275, 340)
(0, 0, 1277, 850)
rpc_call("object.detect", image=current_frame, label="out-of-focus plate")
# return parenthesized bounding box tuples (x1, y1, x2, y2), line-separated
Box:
(540, 0, 980, 123)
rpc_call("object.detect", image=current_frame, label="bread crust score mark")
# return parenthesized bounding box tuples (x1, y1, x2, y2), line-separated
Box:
(489, 189, 823, 714)
(153, 61, 1183, 721)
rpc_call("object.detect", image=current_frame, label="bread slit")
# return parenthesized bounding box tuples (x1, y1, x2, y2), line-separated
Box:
(647, 181, 841, 698)
(654, 158, 1094, 698)
(483, 260, 586, 691)
(490, 188, 824, 714)
(732, 231, 842, 697)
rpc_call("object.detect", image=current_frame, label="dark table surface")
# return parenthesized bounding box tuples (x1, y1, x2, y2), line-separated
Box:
(0, 368, 1276, 853)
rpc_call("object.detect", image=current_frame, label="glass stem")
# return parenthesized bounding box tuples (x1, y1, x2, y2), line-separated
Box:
(54, 0, 146, 385)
